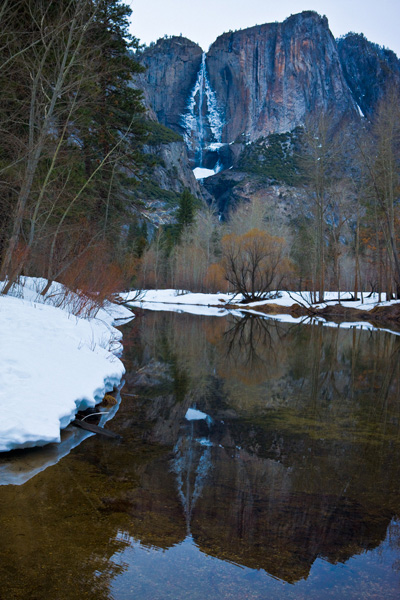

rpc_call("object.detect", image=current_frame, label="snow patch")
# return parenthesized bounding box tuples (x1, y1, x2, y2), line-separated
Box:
(206, 142, 226, 151)
(0, 277, 133, 453)
(185, 408, 209, 421)
(193, 167, 217, 180)
(197, 438, 213, 447)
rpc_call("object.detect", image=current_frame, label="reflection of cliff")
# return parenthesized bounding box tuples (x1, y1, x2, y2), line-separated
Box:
(110, 312, 400, 582)
(3, 312, 400, 597)
(191, 447, 391, 583)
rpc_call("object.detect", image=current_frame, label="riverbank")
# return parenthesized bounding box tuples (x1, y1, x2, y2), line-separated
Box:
(123, 289, 400, 333)
(0, 278, 134, 452)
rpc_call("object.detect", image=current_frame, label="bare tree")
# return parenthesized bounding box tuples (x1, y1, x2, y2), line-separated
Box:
(0, 1, 98, 291)
(358, 85, 400, 297)
(298, 112, 345, 301)
(221, 228, 290, 301)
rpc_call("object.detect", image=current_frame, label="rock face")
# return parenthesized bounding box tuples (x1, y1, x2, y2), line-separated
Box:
(202, 168, 305, 220)
(337, 33, 400, 118)
(132, 12, 400, 216)
(206, 11, 357, 143)
(143, 141, 201, 197)
(135, 12, 400, 176)
(137, 36, 203, 135)
(135, 137, 205, 227)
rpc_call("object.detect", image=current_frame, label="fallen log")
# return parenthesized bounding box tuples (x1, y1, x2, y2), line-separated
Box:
(71, 419, 121, 439)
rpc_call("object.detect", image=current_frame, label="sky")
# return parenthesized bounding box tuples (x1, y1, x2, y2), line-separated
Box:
(127, 0, 400, 57)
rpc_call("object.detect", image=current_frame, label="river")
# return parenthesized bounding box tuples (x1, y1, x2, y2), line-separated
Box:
(1, 311, 400, 599)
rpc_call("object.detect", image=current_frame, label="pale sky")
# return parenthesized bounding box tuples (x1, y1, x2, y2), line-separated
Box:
(127, 0, 400, 57)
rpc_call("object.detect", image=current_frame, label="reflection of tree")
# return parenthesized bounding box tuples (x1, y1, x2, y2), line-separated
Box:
(3, 313, 400, 596)
(220, 315, 290, 384)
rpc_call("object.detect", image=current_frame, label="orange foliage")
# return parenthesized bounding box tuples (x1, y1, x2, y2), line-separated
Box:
(61, 241, 136, 311)
(203, 263, 228, 293)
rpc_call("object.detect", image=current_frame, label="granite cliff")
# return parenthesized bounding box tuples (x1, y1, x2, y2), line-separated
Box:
(207, 11, 358, 144)
(337, 32, 400, 118)
(137, 36, 203, 135)
(137, 12, 365, 169)
(134, 11, 400, 216)
(131, 43, 205, 224)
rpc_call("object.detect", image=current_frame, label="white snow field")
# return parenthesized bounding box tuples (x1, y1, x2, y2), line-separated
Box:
(123, 289, 238, 316)
(0, 278, 133, 453)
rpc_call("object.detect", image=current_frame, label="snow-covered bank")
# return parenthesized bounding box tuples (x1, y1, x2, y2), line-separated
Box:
(123, 289, 400, 313)
(122, 289, 400, 335)
(0, 278, 133, 453)
(123, 289, 238, 317)
(123, 289, 233, 307)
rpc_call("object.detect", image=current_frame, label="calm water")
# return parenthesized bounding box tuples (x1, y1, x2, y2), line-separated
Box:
(1, 311, 400, 599)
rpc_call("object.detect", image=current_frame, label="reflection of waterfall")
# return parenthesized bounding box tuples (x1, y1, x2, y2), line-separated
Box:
(182, 52, 224, 168)
(171, 421, 213, 534)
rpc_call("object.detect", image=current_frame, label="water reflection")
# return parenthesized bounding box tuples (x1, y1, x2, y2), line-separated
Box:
(0, 393, 122, 486)
(119, 313, 400, 586)
(1, 312, 400, 599)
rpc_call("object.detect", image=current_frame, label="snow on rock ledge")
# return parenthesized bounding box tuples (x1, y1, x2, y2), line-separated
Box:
(193, 167, 217, 180)
(0, 278, 133, 452)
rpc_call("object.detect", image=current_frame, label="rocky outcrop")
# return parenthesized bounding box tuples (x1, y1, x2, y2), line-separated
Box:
(206, 11, 358, 143)
(143, 140, 201, 197)
(137, 138, 205, 226)
(202, 168, 306, 219)
(337, 33, 400, 117)
(137, 36, 203, 135)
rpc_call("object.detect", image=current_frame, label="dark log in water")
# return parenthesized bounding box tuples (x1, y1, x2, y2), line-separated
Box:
(71, 419, 121, 439)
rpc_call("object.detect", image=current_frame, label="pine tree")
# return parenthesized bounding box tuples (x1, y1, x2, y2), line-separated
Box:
(176, 189, 197, 237)
(78, 0, 147, 230)
(0, 0, 148, 292)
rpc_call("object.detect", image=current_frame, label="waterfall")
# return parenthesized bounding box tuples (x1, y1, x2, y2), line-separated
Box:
(182, 52, 224, 168)
(205, 68, 223, 145)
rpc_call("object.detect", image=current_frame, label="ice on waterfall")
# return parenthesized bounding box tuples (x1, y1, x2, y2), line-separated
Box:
(181, 53, 224, 166)
(182, 54, 206, 159)
(204, 63, 224, 143)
